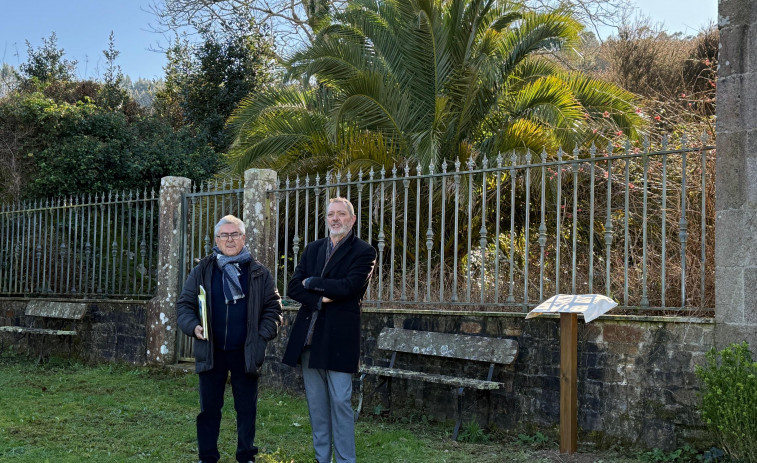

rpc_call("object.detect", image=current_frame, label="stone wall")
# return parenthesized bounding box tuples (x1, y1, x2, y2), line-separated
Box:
(262, 306, 714, 450)
(0, 298, 148, 364)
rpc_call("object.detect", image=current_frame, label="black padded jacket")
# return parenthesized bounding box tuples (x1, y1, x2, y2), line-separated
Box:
(177, 254, 283, 375)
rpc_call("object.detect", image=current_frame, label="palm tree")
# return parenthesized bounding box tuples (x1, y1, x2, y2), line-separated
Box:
(227, 0, 644, 178)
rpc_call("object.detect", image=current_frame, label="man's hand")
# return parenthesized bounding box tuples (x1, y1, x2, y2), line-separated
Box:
(194, 324, 206, 340)
(322, 297, 333, 303)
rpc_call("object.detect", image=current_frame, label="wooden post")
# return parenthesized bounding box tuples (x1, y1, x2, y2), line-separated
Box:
(560, 312, 578, 454)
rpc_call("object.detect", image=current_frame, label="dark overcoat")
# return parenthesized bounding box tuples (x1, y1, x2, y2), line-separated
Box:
(281, 232, 376, 373)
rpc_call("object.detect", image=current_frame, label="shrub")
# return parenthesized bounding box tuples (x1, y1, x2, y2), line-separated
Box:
(695, 342, 757, 462)
(458, 419, 489, 443)
(638, 445, 699, 462)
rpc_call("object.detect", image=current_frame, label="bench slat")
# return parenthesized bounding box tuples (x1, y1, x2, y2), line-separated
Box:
(25, 301, 87, 320)
(0, 326, 77, 336)
(360, 366, 502, 390)
(376, 328, 518, 364)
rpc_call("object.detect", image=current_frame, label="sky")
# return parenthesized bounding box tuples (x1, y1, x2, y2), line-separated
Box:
(1, 0, 719, 82)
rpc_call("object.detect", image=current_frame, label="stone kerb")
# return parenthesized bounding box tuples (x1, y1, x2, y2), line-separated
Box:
(243, 169, 278, 272)
(146, 176, 191, 364)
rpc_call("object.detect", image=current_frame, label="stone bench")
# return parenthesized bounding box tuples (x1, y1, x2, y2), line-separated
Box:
(0, 301, 87, 360)
(357, 327, 518, 439)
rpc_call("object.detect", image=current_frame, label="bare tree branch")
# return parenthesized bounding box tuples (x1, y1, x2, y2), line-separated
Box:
(521, 0, 631, 41)
(147, 0, 345, 59)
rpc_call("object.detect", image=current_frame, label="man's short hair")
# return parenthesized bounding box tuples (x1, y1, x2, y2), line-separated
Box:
(328, 197, 355, 217)
(214, 215, 245, 236)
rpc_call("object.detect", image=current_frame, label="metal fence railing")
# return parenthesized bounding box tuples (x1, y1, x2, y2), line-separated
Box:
(271, 136, 715, 314)
(0, 190, 158, 298)
(178, 178, 245, 288)
(177, 177, 245, 361)
(0, 136, 715, 317)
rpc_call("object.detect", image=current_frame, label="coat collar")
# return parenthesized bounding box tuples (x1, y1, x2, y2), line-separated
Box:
(318, 231, 356, 277)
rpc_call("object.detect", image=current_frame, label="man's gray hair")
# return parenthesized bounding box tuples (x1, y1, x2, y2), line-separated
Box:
(328, 197, 355, 217)
(214, 215, 245, 236)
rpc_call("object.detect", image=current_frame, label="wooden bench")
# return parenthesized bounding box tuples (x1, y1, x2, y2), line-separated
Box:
(357, 327, 518, 439)
(0, 301, 87, 361)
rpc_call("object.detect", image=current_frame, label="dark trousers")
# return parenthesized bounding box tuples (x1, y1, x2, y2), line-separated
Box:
(197, 348, 259, 463)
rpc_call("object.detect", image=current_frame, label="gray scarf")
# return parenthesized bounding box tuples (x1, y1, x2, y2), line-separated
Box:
(213, 245, 252, 304)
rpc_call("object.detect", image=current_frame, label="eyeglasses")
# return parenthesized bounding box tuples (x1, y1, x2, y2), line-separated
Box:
(216, 232, 243, 241)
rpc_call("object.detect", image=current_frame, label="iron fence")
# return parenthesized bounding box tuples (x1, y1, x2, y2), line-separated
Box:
(178, 178, 245, 286)
(177, 177, 245, 361)
(272, 136, 715, 313)
(0, 190, 158, 298)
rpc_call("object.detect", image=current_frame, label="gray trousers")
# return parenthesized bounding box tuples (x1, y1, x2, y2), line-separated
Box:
(301, 349, 356, 463)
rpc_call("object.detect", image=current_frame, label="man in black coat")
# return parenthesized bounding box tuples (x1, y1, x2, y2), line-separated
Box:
(177, 215, 282, 463)
(282, 197, 376, 463)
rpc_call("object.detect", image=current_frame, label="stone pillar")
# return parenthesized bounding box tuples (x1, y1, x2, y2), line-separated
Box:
(146, 176, 191, 364)
(243, 168, 278, 272)
(715, 0, 757, 354)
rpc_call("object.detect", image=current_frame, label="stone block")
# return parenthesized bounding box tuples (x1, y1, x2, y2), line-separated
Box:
(745, 131, 757, 208)
(718, 0, 757, 28)
(617, 341, 642, 356)
(743, 74, 757, 134)
(714, 323, 757, 355)
(717, 24, 747, 78)
(586, 366, 606, 382)
(679, 324, 706, 346)
(743, 267, 757, 324)
(715, 131, 746, 211)
(750, 25, 757, 72)
(459, 321, 481, 334)
(603, 323, 643, 344)
(715, 266, 745, 323)
(640, 419, 676, 450)
(669, 350, 694, 370)
(582, 323, 602, 341)
(580, 351, 604, 369)
(579, 409, 603, 431)
(716, 74, 745, 132)
(503, 326, 522, 337)
(715, 208, 757, 267)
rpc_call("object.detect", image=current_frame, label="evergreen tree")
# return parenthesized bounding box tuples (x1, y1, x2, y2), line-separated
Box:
(155, 25, 274, 153)
(19, 32, 77, 85)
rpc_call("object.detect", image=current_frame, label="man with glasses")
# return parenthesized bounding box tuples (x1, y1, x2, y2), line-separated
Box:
(282, 197, 376, 463)
(177, 215, 282, 463)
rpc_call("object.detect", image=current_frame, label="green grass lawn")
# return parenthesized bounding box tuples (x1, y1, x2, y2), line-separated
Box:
(0, 356, 650, 462)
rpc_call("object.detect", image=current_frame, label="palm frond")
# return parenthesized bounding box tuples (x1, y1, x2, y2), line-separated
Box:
(227, 0, 646, 176)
